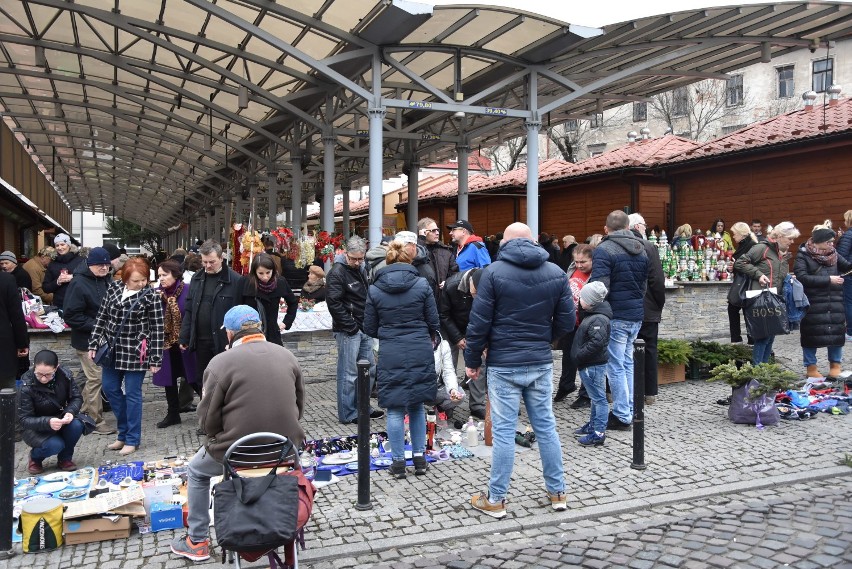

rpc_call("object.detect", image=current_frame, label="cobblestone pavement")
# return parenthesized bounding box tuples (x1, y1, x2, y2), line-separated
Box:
(6, 333, 852, 568)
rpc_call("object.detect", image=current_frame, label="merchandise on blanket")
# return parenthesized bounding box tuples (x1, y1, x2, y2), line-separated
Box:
(784, 390, 812, 408)
(98, 461, 145, 485)
(304, 432, 388, 457)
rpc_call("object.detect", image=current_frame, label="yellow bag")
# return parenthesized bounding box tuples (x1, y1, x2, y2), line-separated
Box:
(19, 498, 63, 553)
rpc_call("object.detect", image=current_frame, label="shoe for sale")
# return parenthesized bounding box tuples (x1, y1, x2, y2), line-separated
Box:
(569, 397, 591, 409)
(577, 431, 606, 446)
(28, 457, 44, 475)
(171, 535, 211, 562)
(470, 492, 506, 519)
(389, 460, 407, 479)
(548, 491, 568, 511)
(606, 412, 632, 431)
(58, 459, 77, 471)
(412, 455, 428, 476)
(573, 422, 593, 437)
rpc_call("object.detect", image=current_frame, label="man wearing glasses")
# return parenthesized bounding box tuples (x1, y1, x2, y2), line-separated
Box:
(326, 236, 383, 424)
(447, 220, 491, 272)
(417, 218, 458, 307)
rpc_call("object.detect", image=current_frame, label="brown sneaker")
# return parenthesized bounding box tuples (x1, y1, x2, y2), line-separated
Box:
(470, 491, 506, 519)
(28, 456, 44, 475)
(58, 460, 77, 472)
(548, 491, 567, 511)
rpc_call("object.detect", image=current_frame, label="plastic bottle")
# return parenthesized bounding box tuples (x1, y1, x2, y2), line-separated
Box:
(466, 417, 478, 447)
(300, 448, 316, 480)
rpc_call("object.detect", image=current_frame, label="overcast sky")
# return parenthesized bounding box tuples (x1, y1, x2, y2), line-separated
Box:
(426, 0, 851, 28)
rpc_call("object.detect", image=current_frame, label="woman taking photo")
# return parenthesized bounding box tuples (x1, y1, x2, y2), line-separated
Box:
(88, 257, 164, 456)
(241, 253, 298, 344)
(727, 222, 759, 344)
(794, 223, 852, 379)
(363, 241, 440, 479)
(18, 350, 84, 474)
(152, 259, 197, 428)
(734, 221, 800, 365)
(299, 265, 327, 302)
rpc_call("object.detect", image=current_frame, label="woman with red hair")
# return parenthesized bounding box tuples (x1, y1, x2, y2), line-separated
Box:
(88, 256, 164, 456)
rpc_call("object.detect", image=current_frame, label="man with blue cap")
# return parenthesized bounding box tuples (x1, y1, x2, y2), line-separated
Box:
(171, 304, 305, 562)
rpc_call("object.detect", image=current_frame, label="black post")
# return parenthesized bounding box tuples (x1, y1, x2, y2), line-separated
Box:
(631, 340, 646, 470)
(355, 360, 373, 510)
(0, 388, 17, 559)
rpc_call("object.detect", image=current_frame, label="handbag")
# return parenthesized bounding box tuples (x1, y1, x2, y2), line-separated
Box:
(213, 448, 302, 553)
(76, 412, 97, 436)
(727, 271, 751, 307)
(742, 288, 789, 340)
(92, 291, 148, 368)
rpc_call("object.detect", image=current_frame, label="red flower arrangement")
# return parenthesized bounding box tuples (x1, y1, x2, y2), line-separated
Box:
(314, 231, 344, 263)
(271, 227, 298, 261)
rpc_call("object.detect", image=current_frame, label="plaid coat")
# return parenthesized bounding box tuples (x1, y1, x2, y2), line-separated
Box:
(88, 282, 164, 371)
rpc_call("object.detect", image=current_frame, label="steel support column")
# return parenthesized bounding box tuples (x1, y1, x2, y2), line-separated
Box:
(525, 119, 541, 238)
(368, 107, 386, 246)
(322, 135, 336, 232)
(342, 184, 351, 238)
(292, 156, 302, 238)
(268, 171, 279, 230)
(407, 158, 419, 232)
(457, 142, 469, 221)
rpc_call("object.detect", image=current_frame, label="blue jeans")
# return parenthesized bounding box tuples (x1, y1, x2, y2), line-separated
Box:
(334, 331, 375, 423)
(606, 320, 642, 424)
(580, 364, 608, 434)
(803, 345, 843, 367)
(844, 279, 852, 336)
(101, 366, 146, 446)
(752, 336, 775, 365)
(487, 364, 565, 502)
(385, 404, 426, 462)
(30, 418, 84, 462)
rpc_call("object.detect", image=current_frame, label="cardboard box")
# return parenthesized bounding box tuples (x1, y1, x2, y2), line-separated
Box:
(64, 486, 145, 520)
(142, 482, 177, 520)
(63, 516, 132, 545)
(150, 502, 183, 532)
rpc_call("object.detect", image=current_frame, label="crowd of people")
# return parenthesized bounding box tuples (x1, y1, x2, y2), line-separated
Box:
(2, 207, 850, 534)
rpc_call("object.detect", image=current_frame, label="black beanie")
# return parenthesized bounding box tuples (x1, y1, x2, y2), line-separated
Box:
(811, 228, 836, 244)
(102, 243, 121, 260)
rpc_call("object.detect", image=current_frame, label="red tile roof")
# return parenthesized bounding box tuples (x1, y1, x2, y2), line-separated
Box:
(567, 136, 701, 177)
(671, 97, 852, 163)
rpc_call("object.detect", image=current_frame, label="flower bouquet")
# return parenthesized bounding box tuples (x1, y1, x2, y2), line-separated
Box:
(271, 227, 297, 261)
(296, 237, 315, 268)
(314, 231, 344, 263)
(239, 229, 264, 275)
(299, 297, 316, 311)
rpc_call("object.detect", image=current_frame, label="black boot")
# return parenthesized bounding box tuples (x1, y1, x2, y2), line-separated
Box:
(413, 455, 428, 476)
(157, 385, 182, 428)
(389, 460, 407, 479)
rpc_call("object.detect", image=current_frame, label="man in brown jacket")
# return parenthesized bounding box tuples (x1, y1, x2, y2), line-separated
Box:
(22, 247, 55, 304)
(171, 304, 305, 562)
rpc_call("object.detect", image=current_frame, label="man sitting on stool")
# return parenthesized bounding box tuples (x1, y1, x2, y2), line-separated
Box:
(171, 305, 305, 562)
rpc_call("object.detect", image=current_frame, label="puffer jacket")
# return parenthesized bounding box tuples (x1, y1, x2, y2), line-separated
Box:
(43, 251, 86, 308)
(464, 238, 575, 369)
(455, 235, 492, 271)
(589, 230, 649, 322)
(326, 254, 369, 334)
(62, 263, 111, 351)
(571, 300, 612, 369)
(793, 244, 852, 348)
(363, 264, 439, 409)
(838, 229, 852, 285)
(18, 366, 82, 449)
(412, 244, 437, 299)
(734, 241, 790, 291)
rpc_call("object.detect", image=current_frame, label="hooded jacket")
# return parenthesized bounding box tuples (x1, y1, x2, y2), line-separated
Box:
(793, 243, 852, 348)
(326, 253, 369, 334)
(464, 238, 575, 368)
(455, 235, 492, 271)
(363, 264, 440, 408)
(589, 230, 649, 322)
(412, 243, 437, 298)
(18, 365, 82, 449)
(570, 301, 613, 369)
(43, 251, 85, 308)
(62, 263, 111, 351)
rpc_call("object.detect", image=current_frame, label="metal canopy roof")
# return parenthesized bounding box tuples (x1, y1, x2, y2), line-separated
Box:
(1, 0, 851, 233)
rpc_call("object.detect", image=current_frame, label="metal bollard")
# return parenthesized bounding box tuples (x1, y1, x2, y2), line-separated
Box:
(631, 340, 646, 470)
(0, 388, 17, 559)
(354, 360, 373, 510)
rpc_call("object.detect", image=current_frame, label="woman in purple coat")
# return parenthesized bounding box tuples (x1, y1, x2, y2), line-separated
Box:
(152, 259, 197, 428)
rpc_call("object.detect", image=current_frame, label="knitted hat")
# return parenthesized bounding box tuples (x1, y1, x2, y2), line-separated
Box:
(579, 281, 608, 308)
(0, 251, 17, 265)
(394, 231, 418, 245)
(811, 227, 836, 244)
(102, 243, 121, 260)
(221, 305, 262, 331)
(86, 247, 112, 266)
(54, 233, 71, 245)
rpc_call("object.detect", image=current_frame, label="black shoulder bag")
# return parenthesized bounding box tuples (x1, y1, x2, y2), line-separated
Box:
(94, 291, 148, 368)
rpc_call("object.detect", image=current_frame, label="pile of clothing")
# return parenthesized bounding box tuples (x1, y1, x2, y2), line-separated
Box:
(775, 378, 851, 419)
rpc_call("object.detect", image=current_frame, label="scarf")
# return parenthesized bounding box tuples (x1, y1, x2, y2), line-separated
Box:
(256, 277, 277, 295)
(159, 281, 184, 349)
(805, 239, 838, 267)
(301, 279, 324, 294)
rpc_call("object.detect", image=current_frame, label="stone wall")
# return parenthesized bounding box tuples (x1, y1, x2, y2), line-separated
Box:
(659, 282, 733, 341)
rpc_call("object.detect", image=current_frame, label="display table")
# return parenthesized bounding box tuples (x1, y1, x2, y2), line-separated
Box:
(280, 302, 333, 334)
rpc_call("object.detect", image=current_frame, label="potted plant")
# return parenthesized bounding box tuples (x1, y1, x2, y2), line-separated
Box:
(657, 339, 693, 384)
(707, 362, 801, 427)
(688, 340, 729, 380)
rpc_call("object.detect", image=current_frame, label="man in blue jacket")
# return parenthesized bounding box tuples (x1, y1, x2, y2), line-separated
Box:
(589, 210, 649, 430)
(464, 223, 574, 519)
(448, 220, 491, 271)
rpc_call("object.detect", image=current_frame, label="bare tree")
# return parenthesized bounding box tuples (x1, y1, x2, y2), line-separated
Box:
(649, 79, 751, 141)
(486, 137, 527, 173)
(546, 105, 632, 162)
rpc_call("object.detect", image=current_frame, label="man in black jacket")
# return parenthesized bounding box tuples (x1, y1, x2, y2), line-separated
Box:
(440, 268, 484, 418)
(63, 247, 115, 435)
(628, 214, 667, 405)
(326, 236, 383, 424)
(417, 217, 458, 306)
(0, 271, 28, 391)
(179, 240, 243, 391)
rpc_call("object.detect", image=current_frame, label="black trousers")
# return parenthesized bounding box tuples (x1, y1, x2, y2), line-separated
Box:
(727, 303, 753, 344)
(194, 339, 218, 389)
(638, 321, 659, 397)
(557, 330, 578, 393)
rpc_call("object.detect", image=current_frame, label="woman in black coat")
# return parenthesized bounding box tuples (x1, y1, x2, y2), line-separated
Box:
(18, 350, 84, 474)
(242, 253, 298, 344)
(793, 225, 852, 379)
(0, 271, 29, 391)
(363, 241, 440, 479)
(43, 234, 85, 309)
(727, 222, 759, 344)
